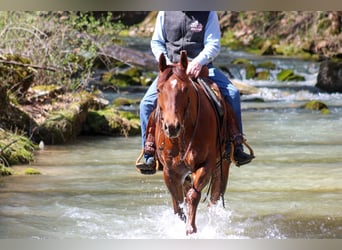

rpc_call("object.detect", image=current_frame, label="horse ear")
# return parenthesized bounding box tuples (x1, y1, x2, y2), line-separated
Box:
(180, 50, 188, 70)
(159, 53, 167, 72)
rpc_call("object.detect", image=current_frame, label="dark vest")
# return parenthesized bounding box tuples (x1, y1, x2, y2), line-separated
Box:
(164, 11, 209, 63)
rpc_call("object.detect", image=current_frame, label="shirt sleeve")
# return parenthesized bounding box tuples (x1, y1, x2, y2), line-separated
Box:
(192, 11, 221, 66)
(150, 11, 172, 64)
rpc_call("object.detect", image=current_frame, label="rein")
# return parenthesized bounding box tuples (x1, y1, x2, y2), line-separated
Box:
(180, 79, 201, 162)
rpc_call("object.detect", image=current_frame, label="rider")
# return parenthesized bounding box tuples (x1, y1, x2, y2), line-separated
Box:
(136, 11, 254, 173)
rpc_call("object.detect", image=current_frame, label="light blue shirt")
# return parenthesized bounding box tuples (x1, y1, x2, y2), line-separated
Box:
(151, 11, 221, 66)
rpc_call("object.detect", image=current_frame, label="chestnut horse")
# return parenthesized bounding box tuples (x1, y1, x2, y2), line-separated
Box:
(153, 51, 231, 235)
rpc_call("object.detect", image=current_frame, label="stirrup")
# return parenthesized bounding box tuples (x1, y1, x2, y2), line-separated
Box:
(229, 137, 255, 167)
(135, 149, 158, 175)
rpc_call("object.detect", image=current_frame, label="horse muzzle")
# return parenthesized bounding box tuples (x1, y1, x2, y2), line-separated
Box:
(163, 121, 181, 138)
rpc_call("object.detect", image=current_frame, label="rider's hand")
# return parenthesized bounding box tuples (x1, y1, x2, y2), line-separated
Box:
(187, 61, 203, 78)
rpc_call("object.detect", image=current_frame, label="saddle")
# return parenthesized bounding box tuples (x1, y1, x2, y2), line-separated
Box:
(195, 66, 225, 121)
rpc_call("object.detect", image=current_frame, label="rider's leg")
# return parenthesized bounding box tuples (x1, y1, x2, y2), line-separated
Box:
(137, 77, 158, 171)
(208, 66, 254, 166)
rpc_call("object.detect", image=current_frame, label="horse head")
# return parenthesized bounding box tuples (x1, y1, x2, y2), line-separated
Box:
(157, 51, 194, 139)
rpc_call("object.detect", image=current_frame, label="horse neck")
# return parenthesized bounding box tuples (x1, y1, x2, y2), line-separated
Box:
(185, 80, 200, 129)
(178, 80, 200, 159)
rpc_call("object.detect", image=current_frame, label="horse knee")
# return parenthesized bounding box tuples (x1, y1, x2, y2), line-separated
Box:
(186, 188, 201, 205)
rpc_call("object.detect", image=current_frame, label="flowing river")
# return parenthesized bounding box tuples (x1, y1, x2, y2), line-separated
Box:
(0, 41, 342, 239)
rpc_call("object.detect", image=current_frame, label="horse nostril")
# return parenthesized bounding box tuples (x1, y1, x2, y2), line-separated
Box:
(176, 123, 181, 131)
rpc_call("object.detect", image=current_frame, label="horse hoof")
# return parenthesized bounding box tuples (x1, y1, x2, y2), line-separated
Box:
(186, 225, 197, 235)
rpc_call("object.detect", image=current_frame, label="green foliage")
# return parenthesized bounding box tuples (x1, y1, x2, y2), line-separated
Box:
(219, 11, 341, 59)
(221, 30, 243, 50)
(0, 11, 125, 91)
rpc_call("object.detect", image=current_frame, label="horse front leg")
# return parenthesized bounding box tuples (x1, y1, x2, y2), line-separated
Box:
(185, 166, 211, 235)
(185, 186, 201, 235)
(163, 168, 186, 222)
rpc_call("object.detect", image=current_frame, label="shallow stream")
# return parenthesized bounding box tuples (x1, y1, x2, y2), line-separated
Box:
(1, 42, 342, 239)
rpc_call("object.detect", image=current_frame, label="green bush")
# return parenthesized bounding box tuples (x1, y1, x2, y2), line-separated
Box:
(0, 11, 125, 91)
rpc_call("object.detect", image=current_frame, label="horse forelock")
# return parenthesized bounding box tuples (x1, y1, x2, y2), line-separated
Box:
(158, 66, 173, 85)
(172, 64, 189, 83)
(158, 64, 189, 89)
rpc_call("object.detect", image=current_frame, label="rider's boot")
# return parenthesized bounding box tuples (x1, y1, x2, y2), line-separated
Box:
(223, 101, 254, 166)
(136, 120, 157, 175)
(229, 134, 255, 166)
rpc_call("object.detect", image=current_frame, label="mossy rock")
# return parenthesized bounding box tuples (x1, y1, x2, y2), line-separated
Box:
(257, 61, 276, 70)
(112, 97, 140, 107)
(231, 58, 257, 79)
(25, 167, 41, 175)
(33, 92, 92, 144)
(84, 106, 140, 136)
(246, 64, 256, 79)
(39, 113, 74, 144)
(0, 130, 36, 166)
(84, 111, 111, 135)
(274, 43, 305, 57)
(125, 67, 142, 78)
(259, 39, 277, 55)
(101, 67, 143, 87)
(248, 36, 265, 51)
(232, 58, 251, 65)
(277, 69, 305, 81)
(256, 71, 270, 80)
(320, 108, 331, 115)
(92, 55, 126, 70)
(140, 72, 156, 86)
(0, 166, 12, 176)
(303, 100, 329, 111)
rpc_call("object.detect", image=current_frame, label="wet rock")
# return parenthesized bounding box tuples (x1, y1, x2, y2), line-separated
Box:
(277, 69, 305, 81)
(256, 71, 270, 80)
(231, 58, 257, 79)
(303, 100, 330, 114)
(316, 60, 342, 93)
(230, 79, 259, 95)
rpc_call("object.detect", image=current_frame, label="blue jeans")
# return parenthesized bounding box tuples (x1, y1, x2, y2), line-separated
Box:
(139, 64, 243, 149)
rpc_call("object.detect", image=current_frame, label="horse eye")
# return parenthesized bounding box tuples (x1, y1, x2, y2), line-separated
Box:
(157, 88, 160, 93)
